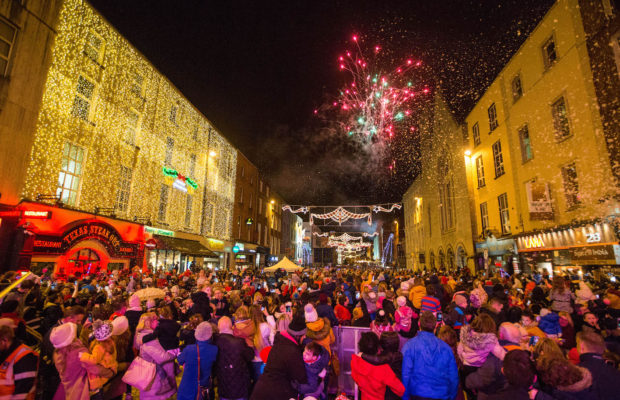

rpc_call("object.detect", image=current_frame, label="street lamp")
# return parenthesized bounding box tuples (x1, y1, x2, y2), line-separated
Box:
(209, 150, 217, 157)
(464, 149, 472, 157)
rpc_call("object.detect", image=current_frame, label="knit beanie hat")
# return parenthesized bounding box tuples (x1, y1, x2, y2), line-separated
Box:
(93, 320, 114, 341)
(287, 312, 307, 336)
(195, 322, 213, 341)
(111, 316, 129, 336)
(129, 294, 141, 309)
(50, 322, 77, 349)
(400, 282, 411, 292)
(397, 296, 407, 307)
(304, 303, 318, 323)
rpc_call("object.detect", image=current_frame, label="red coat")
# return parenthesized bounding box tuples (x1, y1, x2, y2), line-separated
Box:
(351, 354, 405, 400)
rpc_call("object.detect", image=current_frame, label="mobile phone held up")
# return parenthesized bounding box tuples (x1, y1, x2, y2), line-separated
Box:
(285, 305, 291, 313)
(529, 335, 540, 347)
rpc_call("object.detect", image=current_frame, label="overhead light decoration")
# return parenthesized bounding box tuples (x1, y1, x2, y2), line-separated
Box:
(162, 166, 198, 194)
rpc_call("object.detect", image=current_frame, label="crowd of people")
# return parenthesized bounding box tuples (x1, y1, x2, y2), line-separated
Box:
(0, 264, 619, 400)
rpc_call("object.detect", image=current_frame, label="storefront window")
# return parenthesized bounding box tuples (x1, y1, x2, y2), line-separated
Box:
(63, 248, 101, 277)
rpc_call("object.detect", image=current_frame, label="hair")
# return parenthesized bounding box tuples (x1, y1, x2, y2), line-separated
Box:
(136, 312, 158, 333)
(507, 306, 523, 323)
(551, 276, 566, 294)
(576, 331, 606, 355)
(158, 305, 173, 319)
(359, 331, 380, 355)
(503, 350, 536, 388)
(0, 326, 14, 341)
(425, 285, 435, 297)
(558, 311, 574, 327)
(471, 313, 497, 334)
(437, 325, 458, 348)
(249, 305, 267, 350)
(187, 313, 204, 330)
(536, 355, 584, 388)
(338, 295, 347, 306)
(305, 341, 322, 357)
(419, 311, 437, 332)
(234, 305, 250, 321)
(379, 331, 400, 353)
(532, 337, 564, 361)
(375, 309, 389, 325)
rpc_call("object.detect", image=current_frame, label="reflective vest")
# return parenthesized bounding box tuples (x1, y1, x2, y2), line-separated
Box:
(0, 344, 36, 400)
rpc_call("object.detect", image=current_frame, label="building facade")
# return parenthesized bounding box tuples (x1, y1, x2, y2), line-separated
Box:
(230, 151, 259, 268)
(0, 0, 237, 274)
(464, 0, 620, 276)
(403, 92, 476, 272)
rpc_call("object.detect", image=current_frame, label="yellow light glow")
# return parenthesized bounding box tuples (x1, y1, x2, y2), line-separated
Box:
(464, 149, 472, 157)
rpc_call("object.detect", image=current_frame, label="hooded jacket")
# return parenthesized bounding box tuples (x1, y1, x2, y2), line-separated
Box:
(579, 353, 620, 400)
(361, 352, 403, 400)
(538, 312, 562, 336)
(135, 330, 177, 400)
(535, 366, 597, 400)
(295, 342, 330, 398)
(457, 325, 506, 367)
(306, 317, 335, 355)
(177, 340, 218, 400)
(351, 354, 404, 400)
(189, 292, 212, 321)
(409, 285, 427, 310)
(402, 331, 459, 400)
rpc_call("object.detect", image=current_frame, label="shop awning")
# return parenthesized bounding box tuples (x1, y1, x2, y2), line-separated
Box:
(154, 236, 217, 257)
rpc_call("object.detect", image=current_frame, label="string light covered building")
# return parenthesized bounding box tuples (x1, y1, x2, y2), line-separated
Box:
(0, 0, 236, 274)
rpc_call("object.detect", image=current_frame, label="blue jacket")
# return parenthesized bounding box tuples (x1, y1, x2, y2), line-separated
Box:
(178, 340, 218, 400)
(538, 313, 562, 336)
(401, 331, 458, 400)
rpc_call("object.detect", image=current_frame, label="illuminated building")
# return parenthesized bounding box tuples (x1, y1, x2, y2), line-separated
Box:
(402, 92, 476, 272)
(231, 151, 259, 268)
(0, 0, 237, 273)
(464, 0, 620, 275)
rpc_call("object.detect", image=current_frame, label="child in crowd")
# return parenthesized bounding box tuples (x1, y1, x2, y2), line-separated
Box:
(296, 341, 329, 400)
(79, 320, 118, 399)
(394, 296, 415, 337)
(371, 309, 395, 337)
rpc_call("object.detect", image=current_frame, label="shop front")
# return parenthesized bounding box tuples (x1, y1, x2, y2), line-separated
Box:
(230, 242, 258, 270)
(144, 226, 219, 272)
(0, 201, 145, 277)
(475, 236, 518, 274)
(517, 222, 620, 278)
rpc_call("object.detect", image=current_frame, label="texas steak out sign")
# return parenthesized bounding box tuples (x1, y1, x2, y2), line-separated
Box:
(33, 221, 137, 257)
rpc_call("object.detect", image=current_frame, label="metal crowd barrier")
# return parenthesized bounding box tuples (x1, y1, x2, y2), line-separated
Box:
(328, 325, 371, 400)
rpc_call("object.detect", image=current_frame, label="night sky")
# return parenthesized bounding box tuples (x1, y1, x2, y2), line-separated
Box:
(90, 0, 555, 205)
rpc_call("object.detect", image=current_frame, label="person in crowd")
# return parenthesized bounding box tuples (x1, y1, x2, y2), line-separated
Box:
(498, 322, 522, 352)
(445, 293, 469, 331)
(351, 331, 405, 400)
(178, 322, 218, 400)
(576, 330, 620, 400)
(409, 277, 426, 311)
(316, 293, 338, 327)
(549, 276, 575, 314)
(304, 303, 335, 356)
(211, 286, 230, 318)
(357, 331, 403, 400)
(520, 311, 546, 339)
(558, 311, 576, 350)
(78, 320, 118, 399)
(334, 295, 351, 325)
(370, 309, 394, 337)
(215, 316, 254, 400)
(532, 354, 597, 400)
(179, 313, 204, 349)
(420, 285, 441, 314)
(295, 341, 329, 400)
(479, 297, 505, 328)
(402, 311, 459, 400)
(0, 325, 38, 400)
(487, 350, 535, 400)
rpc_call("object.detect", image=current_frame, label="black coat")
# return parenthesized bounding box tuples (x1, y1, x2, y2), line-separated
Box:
(487, 385, 529, 400)
(251, 332, 308, 400)
(190, 292, 212, 321)
(579, 353, 620, 400)
(465, 353, 506, 400)
(214, 333, 254, 399)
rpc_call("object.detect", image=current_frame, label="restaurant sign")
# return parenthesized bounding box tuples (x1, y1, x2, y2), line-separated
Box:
(33, 221, 138, 257)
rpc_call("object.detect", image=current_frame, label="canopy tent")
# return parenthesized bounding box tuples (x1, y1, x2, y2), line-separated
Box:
(264, 257, 303, 273)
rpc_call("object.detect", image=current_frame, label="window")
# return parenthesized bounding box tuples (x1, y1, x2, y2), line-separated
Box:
(480, 202, 489, 232)
(259, 180, 264, 192)
(257, 222, 262, 244)
(169, 104, 177, 124)
(84, 30, 105, 64)
(551, 97, 570, 141)
(498, 193, 510, 234)
(57, 143, 84, 206)
(237, 216, 241, 238)
(188, 154, 196, 178)
(266, 186, 270, 197)
(164, 137, 174, 165)
(131, 72, 144, 97)
(239, 186, 244, 204)
(542, 36, 557, 69)
(472, 122, 480, 147)
(475, 156, 485, 188)
(124, 110, 140, 145)
(561, 162, 580, 208)
(428, 205, 432, 237)
(241, 166, 245, 178)
(248, 193, 253, 209)
(258, 198, 263, 215)
(492, 140, 505, 177)
(438, 180, 455, 232)
(518, 124, 533, 162)
(511, 74, 523, 102)
(185, 195, 193, 227)
(0, 18, 16, 76)
(158, 185, 169, 221)
(488, 103, 498, 131)
(115, 166, 132, 212)
(72, 75, 95, 121)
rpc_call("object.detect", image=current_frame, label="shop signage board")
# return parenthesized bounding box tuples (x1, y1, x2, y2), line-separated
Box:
(33, 221, 138, 257)
(517, 223, 617, 251)
(525, 181, 553, 220)
(145, 226, 174, 237)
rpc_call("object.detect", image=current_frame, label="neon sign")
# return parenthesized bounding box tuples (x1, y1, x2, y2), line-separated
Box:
(523, 236, 545, 249)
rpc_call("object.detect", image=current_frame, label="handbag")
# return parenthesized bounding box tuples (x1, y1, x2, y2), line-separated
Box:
(122, 355, 156, 391)
(196, 344, 209, 400)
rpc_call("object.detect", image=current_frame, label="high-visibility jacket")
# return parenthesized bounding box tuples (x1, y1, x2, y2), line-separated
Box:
(0, 344, 36, 400)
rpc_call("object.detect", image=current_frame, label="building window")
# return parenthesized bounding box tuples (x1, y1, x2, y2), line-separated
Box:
(259, 180, 264, 192)
(511, 74, 523, 102)
(257, 222, 262, 244)
(239, 186, 244, 204)
(492, 140, 505, 178)
(472, 122, 480, 147)
(115, 166, 132, 213)
(480, 202, 489, 233)
(551, 96, 571, 141)
(164, 137, 174, 165)
(131, 72, 144, 97)
(488, 103, 498, 131)
(518, 124, 533, 162)
(561, 162, 580, 208)
(249, 193, 253, 209)
(84, 30, 105, 65)
(124, 110, 140, 145)
(57, 143, 85, 206)
(258, 198, 263, 215)
(189, 154, 196, 178)
(438, 180, 455, 232)
(475, 156, 485, 188)
(72, 75, 95, 121)
(0, 18, 16, 76)
(169, 104, 177, 124)
(542, 35, 557, 69)
(241, 166, 245, 178)
(237, 216, 241, 238)
(158, 184, 169, 221)
(498, 193, 510, 234)
(185, 195, 193, 227)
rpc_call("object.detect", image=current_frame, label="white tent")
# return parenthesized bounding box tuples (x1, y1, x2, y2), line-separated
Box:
(264, 257, 303, 273)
